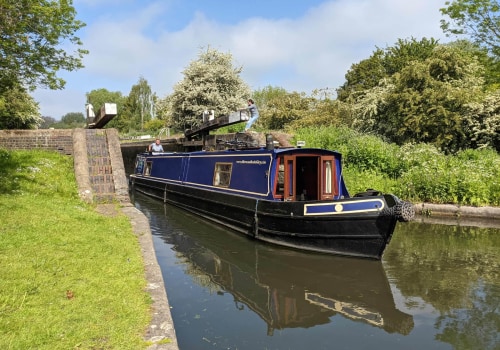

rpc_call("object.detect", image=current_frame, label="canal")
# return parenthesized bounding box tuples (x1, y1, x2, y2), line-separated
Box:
(131, 192, 500, 350)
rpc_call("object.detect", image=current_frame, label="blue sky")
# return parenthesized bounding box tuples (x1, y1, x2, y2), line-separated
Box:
(33, 0, 450, 119)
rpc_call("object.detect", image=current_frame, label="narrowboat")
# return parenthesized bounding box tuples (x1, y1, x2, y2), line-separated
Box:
(129, 135, 414, 259)
(137, 198, 414, 335)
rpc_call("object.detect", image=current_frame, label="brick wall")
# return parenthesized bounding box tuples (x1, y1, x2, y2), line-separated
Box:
(0, 129, 74, 155)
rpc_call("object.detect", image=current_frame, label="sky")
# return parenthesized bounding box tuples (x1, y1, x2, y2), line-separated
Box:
(32, 0, 451, 119)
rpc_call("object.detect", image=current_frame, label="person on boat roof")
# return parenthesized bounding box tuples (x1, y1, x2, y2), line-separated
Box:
(245, 99, 259, 132)
(149, 138, 164, 152)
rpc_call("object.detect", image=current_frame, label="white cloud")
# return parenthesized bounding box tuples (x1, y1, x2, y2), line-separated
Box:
(33, 0, 449, 118)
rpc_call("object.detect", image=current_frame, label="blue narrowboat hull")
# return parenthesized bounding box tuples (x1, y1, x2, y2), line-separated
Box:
(129, 148, 413, 259)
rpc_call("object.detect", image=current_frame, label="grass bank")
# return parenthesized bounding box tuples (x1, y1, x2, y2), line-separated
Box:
(0, 149, 151, 349)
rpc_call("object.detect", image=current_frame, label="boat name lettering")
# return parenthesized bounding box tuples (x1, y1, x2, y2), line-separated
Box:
(236, 160, 267, 165)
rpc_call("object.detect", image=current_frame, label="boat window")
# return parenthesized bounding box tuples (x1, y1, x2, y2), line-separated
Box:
(213, 162, 232, 187)
(276, 159, 284, 196)
(144, 161, 153, 176)
(135, 159, 144, 174)
(324, 160, 332, 194)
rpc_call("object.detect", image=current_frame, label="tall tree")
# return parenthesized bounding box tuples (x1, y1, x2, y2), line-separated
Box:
(440, 0, 500, 57)
(154, 95, 173, 127)
(86, 89, 126, 131)
(170, 47, 250, 131)
(357, 45, 486, 153)
(337, 38, 439, 102)
(0, 0, 88, 90)
(125, 77, 155, 131)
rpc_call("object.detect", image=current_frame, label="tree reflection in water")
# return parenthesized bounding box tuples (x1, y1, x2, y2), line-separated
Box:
(384, 220, 500, 350)
(133, 192, 499, 350)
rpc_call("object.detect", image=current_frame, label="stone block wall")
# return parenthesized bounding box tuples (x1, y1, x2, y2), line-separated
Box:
(0, 129, 74, 155)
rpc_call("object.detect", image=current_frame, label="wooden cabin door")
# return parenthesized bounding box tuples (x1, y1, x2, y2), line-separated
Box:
(283, 155, 296, 201)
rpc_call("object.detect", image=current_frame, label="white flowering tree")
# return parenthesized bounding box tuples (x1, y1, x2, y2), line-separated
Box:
(169, 48, 250, 131)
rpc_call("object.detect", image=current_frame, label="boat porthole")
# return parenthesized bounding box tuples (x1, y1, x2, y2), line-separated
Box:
(335, 204, 343, 212)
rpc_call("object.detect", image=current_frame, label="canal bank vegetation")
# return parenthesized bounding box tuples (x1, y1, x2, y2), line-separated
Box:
(0, 149, 151, 349)
(293, 126, 500, 207)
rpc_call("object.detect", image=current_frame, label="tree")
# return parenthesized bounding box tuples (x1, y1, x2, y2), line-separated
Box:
(337, 38, 439, 102)
(0, 84, 42, 129)
(447, 39, 500, 88)
(337, 49, 387, 102)
(124, 77, 155, 131)
(154, 95, 174, 128)
(170, 47, 250, 131)
(463, 89, 500, 151)
(56, 112, 85, 129)
(440, 0, 500, 57)
(294, 89, 352, 129)
(367, 45, 485, 152)
(40, 116, 57, 129)
(251, 86, 314, 130)
(0, 0, 88, 90)
(86, 89, 127, 131)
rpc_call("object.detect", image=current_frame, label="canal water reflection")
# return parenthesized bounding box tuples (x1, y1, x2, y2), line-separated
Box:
(132, 192, 500, 350)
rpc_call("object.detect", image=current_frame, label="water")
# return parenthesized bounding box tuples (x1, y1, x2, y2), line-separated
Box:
(132, 192, 500, 350)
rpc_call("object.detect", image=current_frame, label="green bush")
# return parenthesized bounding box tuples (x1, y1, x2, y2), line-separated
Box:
(292, 127, 500, 206)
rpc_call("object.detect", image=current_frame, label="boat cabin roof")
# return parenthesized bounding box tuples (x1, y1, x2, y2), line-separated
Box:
(146, 146, 343, 159)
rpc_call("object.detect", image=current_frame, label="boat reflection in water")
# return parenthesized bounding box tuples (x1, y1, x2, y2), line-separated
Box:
(146, 199, 414, 336)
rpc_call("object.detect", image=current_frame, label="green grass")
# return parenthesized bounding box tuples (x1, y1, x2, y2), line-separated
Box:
(0, 150, 151, 349)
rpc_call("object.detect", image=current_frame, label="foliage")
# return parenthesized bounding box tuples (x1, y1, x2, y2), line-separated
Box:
(347, 43, 491, 153)
(143, 118, 165, 134)
(337, 38, 440, 102)
(0, 150, 150, 349)
(39, 116, 57, 129)
(50, 111, 85, 129)
(462, 89, 500, 150)
(289, 89, 350, 129)
(292, 126, 500, 206)
(86, 88, 127, 131)
(399, 146, 500, 205)
(123, 76, 156, 131)
(448, 39, 500, 88)
(440, 0, 500, 58)
(0, 0, 88, 90)
(293, 126, 404, 177)
(170, 47, 250, 131)
(0, 84, 42, 129)
(258, 89, 310, 130)
(382, 45, 484, 152)
(154, 95, 174, 128)
(252, 87, 351, 132)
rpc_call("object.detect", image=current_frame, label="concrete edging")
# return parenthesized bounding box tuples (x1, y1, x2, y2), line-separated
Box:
(413, 202, 500, 219)
(120, 205, 179, 350)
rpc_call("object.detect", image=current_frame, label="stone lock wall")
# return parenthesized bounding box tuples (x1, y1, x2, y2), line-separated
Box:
(0, 129, 74, 155)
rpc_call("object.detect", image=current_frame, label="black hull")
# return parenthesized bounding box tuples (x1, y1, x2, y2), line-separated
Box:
(130, 176, 398, 259)
(139, 198, 414, 335)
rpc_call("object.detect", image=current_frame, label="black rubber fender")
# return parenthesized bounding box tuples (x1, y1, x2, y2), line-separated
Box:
(394, 200, 415, 222)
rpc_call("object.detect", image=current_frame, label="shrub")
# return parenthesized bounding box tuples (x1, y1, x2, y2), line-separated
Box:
(292, 126, 500, 206)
